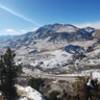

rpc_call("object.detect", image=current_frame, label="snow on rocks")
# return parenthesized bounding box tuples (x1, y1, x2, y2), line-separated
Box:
(15, 84, 44, 100)
(39, 50, 72, 69)
(27, 50, 72, 70)
(82, 70, 100, 82)
(92, 71, 100, 82)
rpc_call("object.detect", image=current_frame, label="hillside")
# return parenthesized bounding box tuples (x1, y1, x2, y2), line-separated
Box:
(0, 23, 100, 74)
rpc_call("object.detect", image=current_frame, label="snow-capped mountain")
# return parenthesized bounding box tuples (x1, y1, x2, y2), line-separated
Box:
(0, 23, 96, 49)
(33, 24, 95, 42)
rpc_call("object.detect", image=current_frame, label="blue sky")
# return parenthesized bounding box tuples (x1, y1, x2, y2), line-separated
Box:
(0, 0, 100, 35)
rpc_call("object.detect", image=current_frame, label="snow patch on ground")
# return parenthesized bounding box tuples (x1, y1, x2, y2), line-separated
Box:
(29, 50, 72, 70)
(92, 72, 100, 82)
(41, 50, 72, 69)
(15, 85, 44, 100)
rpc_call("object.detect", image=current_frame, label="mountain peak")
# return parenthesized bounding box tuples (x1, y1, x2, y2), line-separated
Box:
(38, 23, 79, 33)
(34, 23, 95, 41)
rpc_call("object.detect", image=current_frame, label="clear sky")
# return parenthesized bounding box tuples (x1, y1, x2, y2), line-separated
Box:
(0, 0, 100, 35)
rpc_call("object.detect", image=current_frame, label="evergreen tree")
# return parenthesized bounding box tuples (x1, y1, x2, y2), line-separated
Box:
(0, 48, 22, 100)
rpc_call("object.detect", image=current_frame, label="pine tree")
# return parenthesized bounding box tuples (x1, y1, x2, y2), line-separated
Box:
(0, 48, 22, 100)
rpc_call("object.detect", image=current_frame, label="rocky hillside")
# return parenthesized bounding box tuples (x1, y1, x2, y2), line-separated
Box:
(26, 72, 100, 100)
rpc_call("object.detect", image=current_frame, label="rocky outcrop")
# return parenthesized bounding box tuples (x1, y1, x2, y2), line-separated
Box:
(64, 44, 85, 54)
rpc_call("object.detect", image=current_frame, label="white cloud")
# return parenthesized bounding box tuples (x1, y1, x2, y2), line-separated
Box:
(0, 3, 38, 25)
(0, 26, 39, 36)
(6, 29, 16, 32)
(20, 26, 38, 33)
(0, 29, 21, 36)
(76, 21, 100, 29)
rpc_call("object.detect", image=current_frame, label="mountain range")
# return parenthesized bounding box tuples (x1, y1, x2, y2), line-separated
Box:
(0, 23, 96, 48)
(0, 23, 100, 74)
